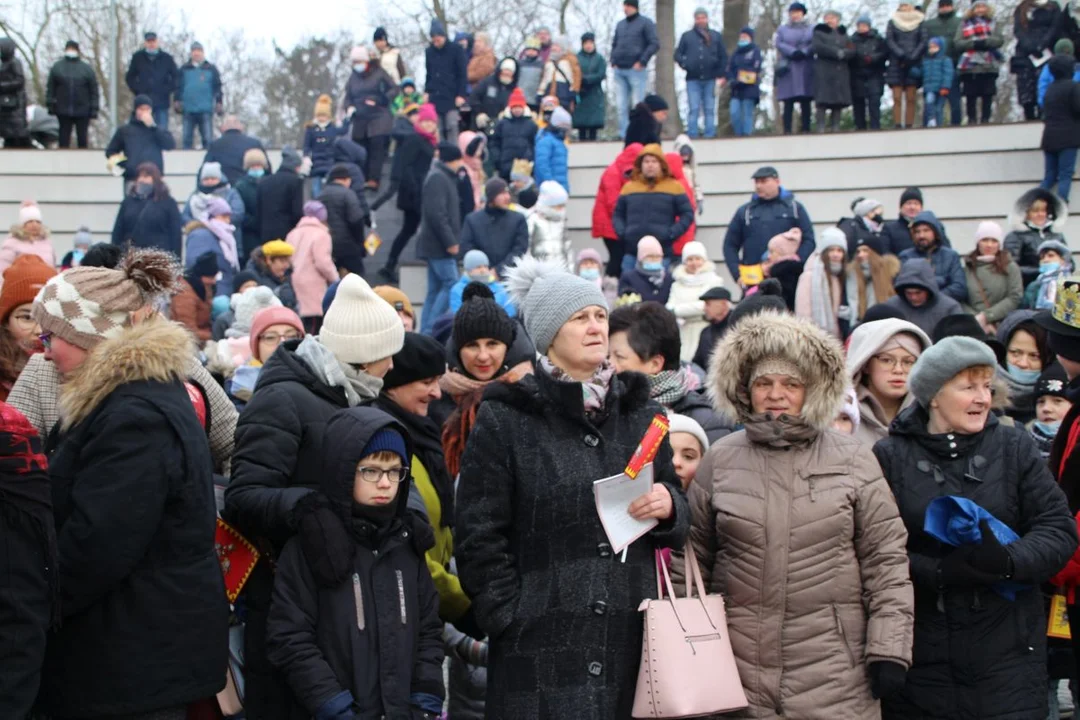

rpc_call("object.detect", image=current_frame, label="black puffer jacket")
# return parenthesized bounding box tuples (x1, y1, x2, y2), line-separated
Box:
(104, 119, 176, 180)
(850, 29, 888, 98)
(490, 114, 538, 180)
(40, 320, 228, 717)
(46, 56, 99, 117)
(455, 369, 689, 719)
(874, 406, 1077, 720)
(0, 38, 28, 141)
(266, 407, 444, 720)
(257, 166, 305, 244)
(885, 16, 929, 86)
(469, 57, 518, 123)
(110, 188, 184, 256)
(1004, 187, 1069, 287)
(319, 180, 368, 269)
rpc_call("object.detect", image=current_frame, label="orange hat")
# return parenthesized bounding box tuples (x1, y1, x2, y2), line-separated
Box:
(508, 87, 528, 109)
(0, 255, 56, 323)
(374, 285, 414, 319)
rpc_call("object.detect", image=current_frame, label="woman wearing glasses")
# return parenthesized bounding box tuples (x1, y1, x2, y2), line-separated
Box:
(0, 255, 55, 401)
(846, 318, 933, 447)
(226, 305, 305, 410)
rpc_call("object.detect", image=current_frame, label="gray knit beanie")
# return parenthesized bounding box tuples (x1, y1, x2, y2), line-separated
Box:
(907, 336, 997, 408)
(506, 256, 608, 354)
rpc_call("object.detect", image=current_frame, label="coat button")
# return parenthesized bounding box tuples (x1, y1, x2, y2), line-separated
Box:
(597, 542, 613, 558)
(588, 661, 603, 676)
(592, 600, 607, 615)
(584, 434, 600, 447)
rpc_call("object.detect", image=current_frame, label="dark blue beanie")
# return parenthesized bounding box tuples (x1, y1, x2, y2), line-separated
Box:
(362, 428, 408, 464)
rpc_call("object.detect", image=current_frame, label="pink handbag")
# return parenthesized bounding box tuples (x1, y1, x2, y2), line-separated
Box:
(632, 541, 748, 718)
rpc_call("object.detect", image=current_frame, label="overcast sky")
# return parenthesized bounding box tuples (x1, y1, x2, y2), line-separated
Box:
(169, 0, 370, 53)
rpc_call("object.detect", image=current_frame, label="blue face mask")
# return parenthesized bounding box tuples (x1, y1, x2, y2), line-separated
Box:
(1007, 363, 1042, 384)
(146, 48, 159, 56)
(468, 270, 490, 282)
(642, 261, 663, 272)
(579, 267, 600, 281)
(247, 168, 265, 179)
(1040, 261, 1061, 275)
(1035, 420, 1062, 437)
(737, 39, 751, 47)
(71, 249, 85, 265)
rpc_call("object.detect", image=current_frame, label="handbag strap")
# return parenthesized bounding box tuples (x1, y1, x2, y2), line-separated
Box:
(655, 539, 708, 601)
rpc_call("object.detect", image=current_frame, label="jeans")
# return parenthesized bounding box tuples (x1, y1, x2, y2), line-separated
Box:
(439, 109, 460, 146)
(730, 97, 755, 136)
(614, 67, 647, 138)
(421, 257, 459, 335)
(152, 106, 170, 130)
(924, 92, 945, 127)
(1043, 147, 1078, 204)
(183, 112, 212, 149)
(57, 115, 90, 148)
(311, 175, 324, 198)
(948, 72, 962, 125)
(685, 79, 716, 138)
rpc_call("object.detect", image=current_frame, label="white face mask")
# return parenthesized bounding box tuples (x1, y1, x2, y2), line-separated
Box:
(65, 50, 79, 59)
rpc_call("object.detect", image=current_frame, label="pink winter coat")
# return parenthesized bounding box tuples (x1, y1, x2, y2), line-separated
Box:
(0, 226, 56, 274)
(285, 217, 339, 318)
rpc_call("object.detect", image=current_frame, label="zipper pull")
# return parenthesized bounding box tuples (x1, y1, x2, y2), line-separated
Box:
(396, 569, 407, 625)
(353, 573, 365, 631)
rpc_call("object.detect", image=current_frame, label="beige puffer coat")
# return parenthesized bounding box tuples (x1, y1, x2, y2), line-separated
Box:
(677, 311, 914, 719)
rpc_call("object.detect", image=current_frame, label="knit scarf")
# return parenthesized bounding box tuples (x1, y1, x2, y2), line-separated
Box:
(637, 262, 668, 291)
(743, 412, 819, 448)
(1031, 421, 1057, 458)
(539, 356, 615, 417)
(696, 26, 712, 45)
(648, 366, 701, 407)
(997, 364, 1036, 419)
(206, 218, 240, 271)
(295, 336, 383, 407)
(891, 8, 925, 32)
(958, 17, 998, 71)
(439, 360, 534, 401)
(416, 125, 438, 146)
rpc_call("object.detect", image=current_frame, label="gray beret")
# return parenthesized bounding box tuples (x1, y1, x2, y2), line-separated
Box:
(908, 336, 998, 408)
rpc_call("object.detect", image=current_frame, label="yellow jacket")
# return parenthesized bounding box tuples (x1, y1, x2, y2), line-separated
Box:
(413, 455, 471, 621)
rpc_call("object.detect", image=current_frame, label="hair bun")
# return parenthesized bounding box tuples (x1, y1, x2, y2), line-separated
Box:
(120, 248, 181, 300)
(462, 281, 495, 303)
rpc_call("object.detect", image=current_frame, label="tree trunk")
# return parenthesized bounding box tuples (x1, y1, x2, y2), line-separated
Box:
(723, 0, 750, 51)
(655, 0, 682, 138)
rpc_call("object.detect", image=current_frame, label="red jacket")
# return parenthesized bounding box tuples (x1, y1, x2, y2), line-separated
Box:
(591, 143, 643, 241)
(665, 153, 698, 256)
(1052, 511, 1080, 602)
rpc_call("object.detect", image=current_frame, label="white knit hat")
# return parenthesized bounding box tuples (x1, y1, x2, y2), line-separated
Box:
(351, 45, 369, 63)
(667, 412, 708, 453)
(319, 273, 404, 365)
(681, 241, 708, 261)
(18, 202, 42, 225)
(227, 286, 281, 338)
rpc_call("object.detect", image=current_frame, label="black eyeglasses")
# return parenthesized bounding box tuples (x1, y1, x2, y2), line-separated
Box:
(356, 466, 408, 484)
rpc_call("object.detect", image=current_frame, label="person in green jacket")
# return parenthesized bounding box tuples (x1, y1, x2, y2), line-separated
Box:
(574, 33, 607, 141)
(962, 220, 1023, 332)
(923, 0, 963, 124)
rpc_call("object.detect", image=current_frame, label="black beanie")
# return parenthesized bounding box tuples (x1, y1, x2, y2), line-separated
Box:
(900, 186, 923, 207)
(861, 303, 906, 323)
(644, 94, 669, 111)
(384, 333, 447, 390)
(728, 279, 788, 329)
(453, 283, 517, 352)
(1036, 362, 1069, 399)
(437, 142, 463, 163)
(485, 177, 508, 204)
(373, 26, 389, 42)
(189, 250, 218, 279)
(232, 269, 259, 293)
(1050, 331, 1080, 363)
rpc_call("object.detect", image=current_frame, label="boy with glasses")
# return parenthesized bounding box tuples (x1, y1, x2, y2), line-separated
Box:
(266, 406, 445, 719)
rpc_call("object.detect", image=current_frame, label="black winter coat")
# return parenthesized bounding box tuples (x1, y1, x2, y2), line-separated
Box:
(373, 131, 434, 214)
(838, 215, 887, 257)
(346, 67, 397, 140)
(125, 49, 178, 108)
(104, 119, 176, 180)
(618, 267, 673, 304)
(675, 27, 727, 81)
(691, 317, 728, 371)
(812, 23, 855, 106)
(110, 189, 184, 256)
(318, 181, 368, 269)
(874, 406, 1077, 720)
(850, 29, 888, 98)
(885, 19, 929, 86)
(455, 369, 690, 720)
(1015, 3, 1063, 59)
(417, 163, 461, 261)
(46, 57, 99, 118)
(1041, 65, 1080, 153)
(40, 320, 228, 717)
(265, 407, 444, 720)
(611, 13, 660, 69)
(469, 70, 517, 125)
(204, 129, 272, 185)
(623, 103, 661, 146)
(235, 174, 261, 252)
(459, 206, 529, 275)
(425, 42, 468, 114)
(490, 114, 537, 180)
(258, 166, 305, 244)
(0, 39, 27, 141)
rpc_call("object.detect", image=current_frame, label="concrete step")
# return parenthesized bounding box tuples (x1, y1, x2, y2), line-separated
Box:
(0, 148, 282, 176)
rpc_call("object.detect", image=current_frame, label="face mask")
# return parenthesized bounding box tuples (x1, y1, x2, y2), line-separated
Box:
(1035, 420, 1061, 436)
(248, 168, 265, 179)
(71, 249, 85, 265)
(870, 213, 885, 225)
(1007, 363, 1042, 384)
(134, 182, 153, 198)
(468, 271, 490, 282)
(146, 48, 159, 56)
(737, 39, 751, 47)
(579, 267, 601, 281)
(1040, 261, 1061, 275)
(353, 62, 367, 72)
(642, 261, 663, 272)
(828, 260, 844, 275)
(65, 51, 79, 59)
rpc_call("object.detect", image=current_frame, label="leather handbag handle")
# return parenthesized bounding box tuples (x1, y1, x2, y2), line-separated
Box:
(656, 540, 708, 601)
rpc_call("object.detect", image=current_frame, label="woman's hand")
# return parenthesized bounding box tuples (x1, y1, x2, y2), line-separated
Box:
(628, 484, 674, 521)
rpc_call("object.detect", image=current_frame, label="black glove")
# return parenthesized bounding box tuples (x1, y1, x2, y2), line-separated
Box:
(791, 49, 806, 60)
(292, 492, 353, 588)
(454, 606, 487, 641)
(973, 39, 988, 51)
(967, 520, 1014, 577)
(869, 661, 907, 699)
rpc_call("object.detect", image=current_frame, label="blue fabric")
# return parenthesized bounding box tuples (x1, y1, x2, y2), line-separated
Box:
(675, 27, 727, 80)
(422, 257, 459, 335)
(923, 495, 1027, 600)
(178, 61, 221, 114)
(685, 79, 716, 137)
(1043, 147, 1078, 204)
(315, 689, 355, 720)
(182, 112, 212, 150)
(449, 274, 517, 316)
(730, 97, 755, 136)
(923, 92, 945, 127)
(1038, 64, 1080, 107)
(304, 123, 346, 179)
(411, 692, 444, 714)
(727, 45, 764, 101)
(533, 130, 569, 192)
(185, 226, 235, 297)
(722, 189, 816, 280)
(614, 67, 647, 137)
(920, 47, 955, 94)
(897, 211, 967, 302)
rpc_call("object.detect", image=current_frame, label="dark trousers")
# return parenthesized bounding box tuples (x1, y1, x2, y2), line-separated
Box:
(782, 98, 812, 134)
(852, 96, 881, 130)
(948, 72, 963, 125)
(386, 208, 421, 267)
(57, 115, 90, 148)
(603, 237, 623, 278)
(302, 315, 323, 334)
(360, 135, 390, 187)
(579, 127, 599, 141)
(965, 94, 994, 124)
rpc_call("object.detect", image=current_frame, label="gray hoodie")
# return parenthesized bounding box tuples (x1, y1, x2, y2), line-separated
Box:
(881, 258, 964, 337)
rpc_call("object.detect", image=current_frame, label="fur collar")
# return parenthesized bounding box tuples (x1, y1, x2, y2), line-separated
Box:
(891, 8, 926, 31)
(59, 318, 194, 431)
(7, 224, 51, 241)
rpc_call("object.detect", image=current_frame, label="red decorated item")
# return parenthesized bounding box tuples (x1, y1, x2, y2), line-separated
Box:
(625, 414, 670, 479)
(215, 518, 259, 604)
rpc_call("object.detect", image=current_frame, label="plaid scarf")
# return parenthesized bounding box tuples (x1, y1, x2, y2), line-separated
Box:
(648, 366, 701, 407)
(957, 17, 1000, 71)
(540, 357, 615, 418)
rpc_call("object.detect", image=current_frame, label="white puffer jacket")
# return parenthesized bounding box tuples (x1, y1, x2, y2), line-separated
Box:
(666, 261, 723, 364)
(527, 204, 571, 270)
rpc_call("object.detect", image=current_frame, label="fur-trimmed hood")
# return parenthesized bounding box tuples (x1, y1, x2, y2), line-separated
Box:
(59, 318, 195, 430)
(7, 224, 51, 241)
(708, 310, 846, 431)
(1009, 187, 1067, 233)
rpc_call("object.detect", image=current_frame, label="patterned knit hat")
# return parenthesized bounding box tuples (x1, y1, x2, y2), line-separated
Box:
(228, 286, 281, 337)
(321, 273, 405, 365)
(453, 282, 516, 349)
(506, 256, 608, 354)
(0, 255, 56, 323)
(32, 249, 179, 351)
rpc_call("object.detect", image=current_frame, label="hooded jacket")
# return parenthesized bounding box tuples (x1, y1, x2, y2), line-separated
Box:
(723, 188, 816, 280)
(318, 180, 368, 269)
(667, 260, 724, 364)
(592, 143, 642, 241)
(469, 56, 518, 121)
(527, 202, 570, 268)
(678, 311, 914, 719)
(623, 102, 662, 146)
(882, 257, 964, 336)
(0, 224, 55, 273)
(0, 38, 28, 141)
(1004, 187, 1069, 286)
(455, 368, 688, 719)
(534, 126, 569, 191)
(490, 111, 538, 180)
(286, 216, 339, 318)
(266, 407, 444, 719)
(963, 250, 1023, 323)
(664, 153, 698, 255)
(898, 211, 967, 302)
(612, 144, 694, 259)
(40, 319, 228, 717)
(104, 117, 176, 180)
(874, 405, 1077, 720)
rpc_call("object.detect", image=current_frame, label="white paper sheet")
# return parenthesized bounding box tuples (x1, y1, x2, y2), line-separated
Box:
(593, 463, 658, 554)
